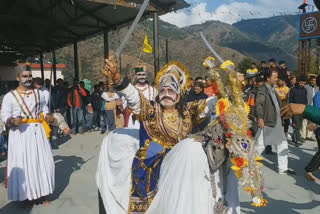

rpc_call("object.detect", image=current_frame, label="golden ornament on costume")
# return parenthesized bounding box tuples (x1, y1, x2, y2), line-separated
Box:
(201, 57, 266, 207)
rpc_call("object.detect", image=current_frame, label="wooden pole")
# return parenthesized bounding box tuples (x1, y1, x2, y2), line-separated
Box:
(153, 12, 160, 75)
(74, 42, 79, 81)
(104, 31, 109, 59)
(40, 52, 44, 81)
(52, 50, 57, 85)
(166, 39, 169, 64)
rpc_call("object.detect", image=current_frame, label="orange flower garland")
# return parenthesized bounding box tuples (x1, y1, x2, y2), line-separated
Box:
(215, 98, 229, 116)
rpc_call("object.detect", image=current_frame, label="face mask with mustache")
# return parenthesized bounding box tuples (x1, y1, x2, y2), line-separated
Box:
(20, 78, 32, 87)
(160, 96, 175, 102)
(159, 94, 179, 108)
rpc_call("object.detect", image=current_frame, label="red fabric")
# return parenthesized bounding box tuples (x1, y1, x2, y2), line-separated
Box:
(5, 162, 7, 189)
(67, 88, 87, 107)
(247, 95, 255, 106)
(204, 82, 218, 97)
(123, 107, 131, 127)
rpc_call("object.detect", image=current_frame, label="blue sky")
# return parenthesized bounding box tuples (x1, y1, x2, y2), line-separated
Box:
(160, 0, 305, 27)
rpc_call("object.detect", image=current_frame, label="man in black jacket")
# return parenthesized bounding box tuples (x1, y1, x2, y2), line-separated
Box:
(278, 61, 290, 86)
(289, 76, 308, 146)
(92, 85, 103, 131)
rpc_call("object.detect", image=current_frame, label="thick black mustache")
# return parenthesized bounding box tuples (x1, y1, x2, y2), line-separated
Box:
(22, 80, 32, 83)
(160, 96, 175, 102)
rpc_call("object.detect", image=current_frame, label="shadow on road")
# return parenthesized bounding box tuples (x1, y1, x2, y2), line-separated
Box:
(49, 155, 86, 201)
(0, 201, 33, 214)
(0, 166, 5, 184)
(241, 192, 320, 214)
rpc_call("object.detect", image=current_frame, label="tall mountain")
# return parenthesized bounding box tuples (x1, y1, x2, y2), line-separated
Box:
(56, 15, 300, 84)
(233, 15, 299, 58)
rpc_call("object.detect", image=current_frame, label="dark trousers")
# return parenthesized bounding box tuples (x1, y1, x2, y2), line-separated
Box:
(305, 128, 320, 172)
(70, 107, 85, 133)
(92, 109, 101, 128)
(283, 119, 290, 134)
(102, 110, 115, 132)
(292, 115, 303, 142)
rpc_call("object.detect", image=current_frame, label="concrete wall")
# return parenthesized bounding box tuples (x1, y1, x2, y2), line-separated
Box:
(0, 66, 64, 84)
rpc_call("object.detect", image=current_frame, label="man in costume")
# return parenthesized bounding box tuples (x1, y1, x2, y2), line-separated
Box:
(127, 66, 157, 129)
(1, 64, 55, 204)
(97, 56, 265, 214)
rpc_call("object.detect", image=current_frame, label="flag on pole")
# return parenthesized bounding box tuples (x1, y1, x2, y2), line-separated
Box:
(143, 33, 152, 53)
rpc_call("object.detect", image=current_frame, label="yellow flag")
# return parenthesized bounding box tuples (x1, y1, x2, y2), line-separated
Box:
(143, 33, 152, 54)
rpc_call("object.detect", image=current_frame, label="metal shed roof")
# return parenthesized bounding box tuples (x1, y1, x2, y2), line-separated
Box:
(0, 0, 189, 61)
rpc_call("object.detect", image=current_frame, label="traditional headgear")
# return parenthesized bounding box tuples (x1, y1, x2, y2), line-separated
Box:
(279, 60, 286, 65)
(135, 66, 145, 73)
(13, 63, 31, 75)
(155, 62, 190, 95)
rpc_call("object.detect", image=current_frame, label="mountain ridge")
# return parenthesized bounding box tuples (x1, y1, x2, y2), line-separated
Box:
(56, 15, 300, 83)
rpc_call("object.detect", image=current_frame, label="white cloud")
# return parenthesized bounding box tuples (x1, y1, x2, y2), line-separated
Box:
(160, 0, 300, 27)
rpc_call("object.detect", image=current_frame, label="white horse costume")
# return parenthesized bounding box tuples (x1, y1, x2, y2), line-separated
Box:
(96, 128, 240, 214)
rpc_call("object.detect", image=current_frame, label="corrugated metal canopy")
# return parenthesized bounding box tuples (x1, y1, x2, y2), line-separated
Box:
(0, 0, 189, 61)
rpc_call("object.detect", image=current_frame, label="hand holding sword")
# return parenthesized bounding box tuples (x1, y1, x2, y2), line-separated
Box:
(103, 56, 122, 85)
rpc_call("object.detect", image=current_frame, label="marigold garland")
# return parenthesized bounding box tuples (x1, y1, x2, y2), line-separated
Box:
(231, 157, 248, 171)
(215, 98, 229, 116)
(251, 198, 268, 207)
(243, 102, 250, 116)
(220, 60, 235, 71)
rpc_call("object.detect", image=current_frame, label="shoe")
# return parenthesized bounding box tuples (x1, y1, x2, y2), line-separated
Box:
(286, 133, 292, 141)
(279, 169, 296, 175)
(307, 137, 316, 141)
(100, 130, 106, 134)
(301, 138, 306, 143)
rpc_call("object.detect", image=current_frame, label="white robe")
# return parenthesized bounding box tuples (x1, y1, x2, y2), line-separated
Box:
(127, 85, 157, 129)
(96, 129, 240, 214)
(1, 89, 55, 201)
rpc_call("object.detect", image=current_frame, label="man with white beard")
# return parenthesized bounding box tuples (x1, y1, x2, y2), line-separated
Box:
(1, 64, 55, 205)
(127, 66, 157, 129)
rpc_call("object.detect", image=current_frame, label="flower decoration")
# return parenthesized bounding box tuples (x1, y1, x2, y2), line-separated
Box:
(243, 102, 250, 116)
(254, 156, 263, 167)
(225, 133, 232, 138)
(251, 197, 268, 207)
(231, 157, 248, 171)
(220, 60, 235, 71)
(216, 98, 229, 116)
(235, 170, 242, 179)
(243, 186, 255, 194)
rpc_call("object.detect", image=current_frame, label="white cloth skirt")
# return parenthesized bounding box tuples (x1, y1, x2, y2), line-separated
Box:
(96, 128, 240, 214)
(7, 123, 55, 201)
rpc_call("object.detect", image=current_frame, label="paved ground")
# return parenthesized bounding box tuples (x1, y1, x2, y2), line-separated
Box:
(0, 131, 320, 214)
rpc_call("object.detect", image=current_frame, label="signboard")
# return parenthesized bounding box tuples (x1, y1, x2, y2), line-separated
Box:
(299, 11, 320, 40)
